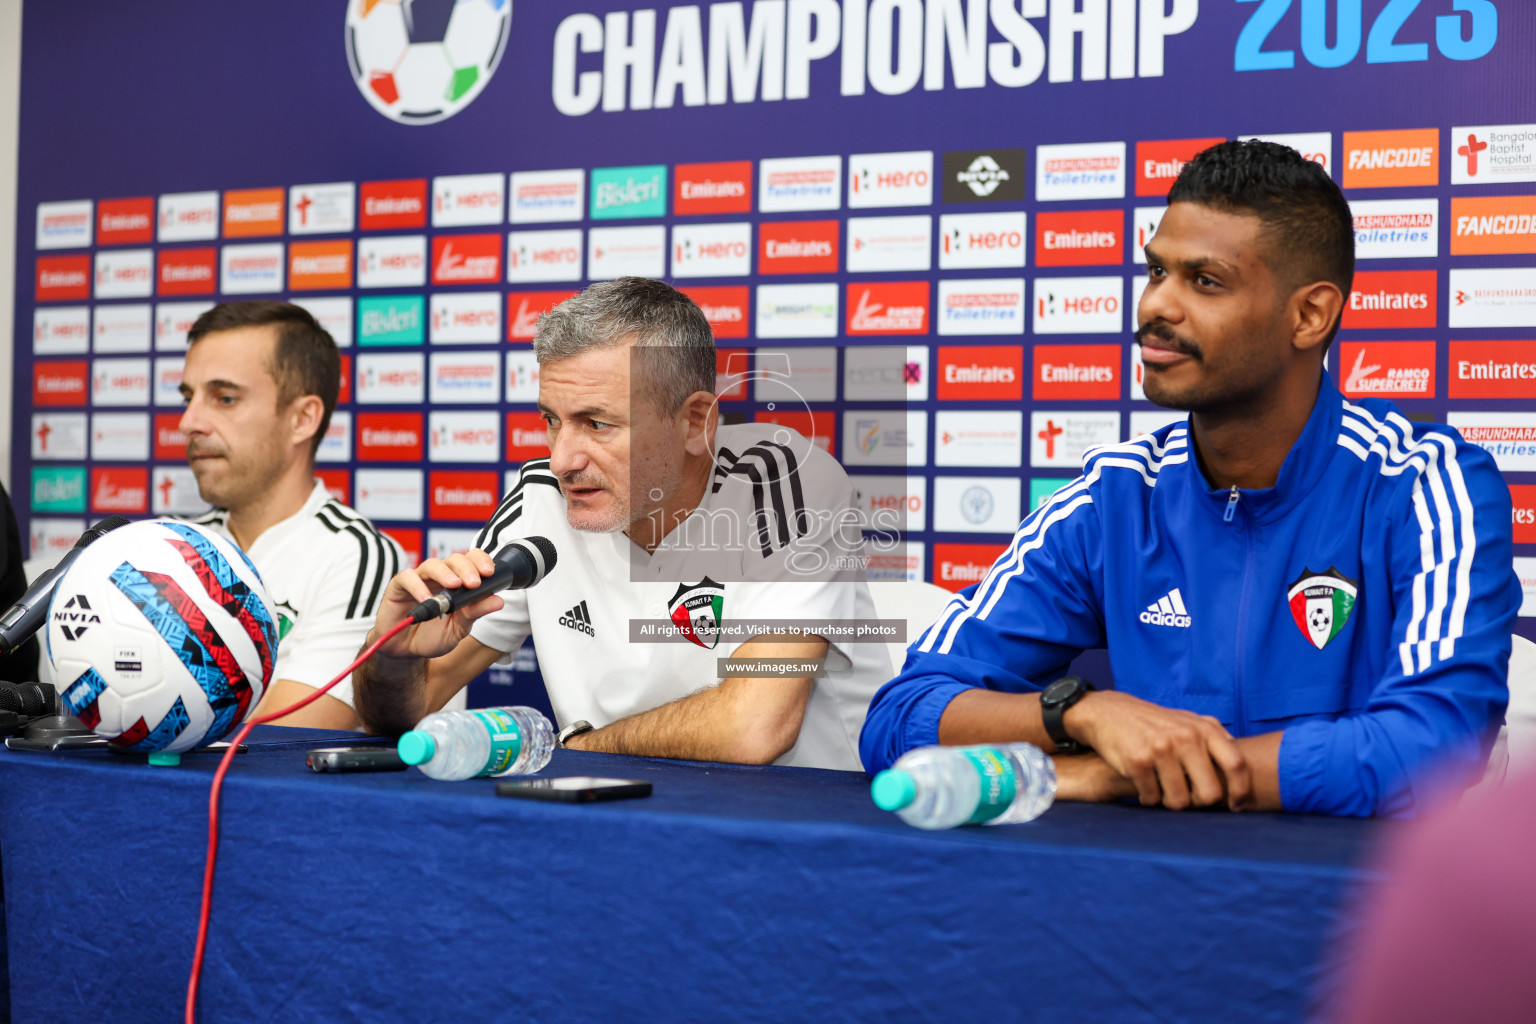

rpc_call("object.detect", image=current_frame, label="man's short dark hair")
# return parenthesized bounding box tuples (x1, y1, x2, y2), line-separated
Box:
(187, 301, 339, 459)
(1168, 140, 1355, 344)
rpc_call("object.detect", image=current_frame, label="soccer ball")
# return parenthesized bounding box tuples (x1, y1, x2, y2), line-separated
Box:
(47, 520, 277, 753)
(345, 0, 512, 125)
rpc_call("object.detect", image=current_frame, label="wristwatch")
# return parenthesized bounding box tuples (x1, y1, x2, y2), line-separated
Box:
(1039, 676, 1095, 754)
(557, 720, 594, 748)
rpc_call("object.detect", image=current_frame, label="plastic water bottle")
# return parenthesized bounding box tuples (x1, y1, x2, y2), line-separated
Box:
(871, 743, 1056, 829)
(396, 706, 554, 781)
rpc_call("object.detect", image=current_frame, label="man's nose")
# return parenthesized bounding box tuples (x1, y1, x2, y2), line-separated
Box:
(177, 397, 205, 437)
(1138, 276, 1183, 329)
(546, 426, 588, 476)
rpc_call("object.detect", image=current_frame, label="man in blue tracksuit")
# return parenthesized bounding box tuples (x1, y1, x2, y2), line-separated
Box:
(861, 141, 1520, 817)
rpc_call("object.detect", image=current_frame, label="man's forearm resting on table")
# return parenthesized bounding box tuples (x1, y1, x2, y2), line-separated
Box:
(352, 635, 430, 736)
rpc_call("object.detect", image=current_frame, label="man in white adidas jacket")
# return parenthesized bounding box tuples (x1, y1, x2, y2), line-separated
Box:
(354, 279, 890, 771)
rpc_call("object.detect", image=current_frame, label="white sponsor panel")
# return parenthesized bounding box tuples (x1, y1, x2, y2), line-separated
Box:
(430, 351, 502, 405)
(510, 168, 585, 223)
(295, 296, 353, 347)
(1133, 207, 1166, 264)
(508, 229, 584, 282)
(865, 540, 925, 583)
(34, 307, 90, 355)
(938, 212, 1026, 270)
(1240, 131, 1333, 177)
(356, 352, 426, 404)
(432, 172, 505, 227)
(934, 476, 1021, 534)
(357, 235, 427, 288)
(848, 151, 933, 209)
(1033, 276, 1124, 335)
(158, 191, 219, 242)
(1447, 412, 1536, 471)
(1515, 557, 1536, 618)
(1036, 142, 1126, 201)
(288, 182, 355, 234)
(219, 243, 284, 294)
(154, 357, 185, 407)
(90, 412, 150, 461)
(429, 411, 500, 463)
(1030, 411, 1124, 468)
(935, 411, 1023, 468)
(842, 411, 929, 467)
(94, 249, 153, 299)
(155, 301, 211, 352)
(429, 291, 501, 344)
(753, 347, 839, 403)
(505, 351, 540, 403)
(1351, 199, 1439, 260)
(759, 155, 841, 213)
(756, 283, 838, 338)
(29, 518, 85, 560)
(92, 303, 151, 353)
(846, 216, 932, 272)
(1449, 267, 1536, 328)
(843, 345, 929, 401)
(1129, 343, 1147, 401)
(317, 410, 352, 464)
(37, 199, 92, 249)
(851, 475, 927, 533)
(1452, 124, 1536, 186)
(355, 469, 424, 521)
(91, 357, 151, 407)
(588, 225, 666, 280)
(428, 528, 482, 561)
(671, 222, 752, 278)
(151, 466, 210, 515)
(31, 413, 88, 460)
(1129, 410, 1186, 437)
(937, 278, 1026, 336)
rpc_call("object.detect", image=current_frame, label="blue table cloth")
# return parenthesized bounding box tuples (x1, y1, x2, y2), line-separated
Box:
(0, 726, 1383, 1023)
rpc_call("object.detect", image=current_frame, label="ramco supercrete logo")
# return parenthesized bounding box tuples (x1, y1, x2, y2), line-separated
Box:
(346, 0, 511, 126)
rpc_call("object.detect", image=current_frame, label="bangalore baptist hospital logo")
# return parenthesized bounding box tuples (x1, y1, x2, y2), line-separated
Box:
(345, 0, 511, 126)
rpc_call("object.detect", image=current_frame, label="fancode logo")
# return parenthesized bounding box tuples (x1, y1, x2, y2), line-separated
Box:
(1033, 344, 1120, 400)
(758, 221, 839, 274)
(1035, 210, 1123, 266)
(1342, 129, 1439, 189)
(222, 188, 285, 237)
(36, 256, 92, 301)
(937, 346, 1023, 401)
(680, 286, 750, 339)
(288, 240, 354, 290)
(360, 180, 427, 230)
(506, 290, 578, 340)
(1451, 196, 1536, 256)
(1338, 342, 1436, 398)
(97, 197, 154, 245)
(848, 282, 929, 335)
(1342, 271, 1437, 329)
(933, 543, 1004, 592)
(942, 150, 1026, 203)
(1448, 341, 1536, 399)
(156, 248, 217, 296)
(508, 229, 584, 282)
(674, 161, 753, 215)
(1135, 138, 1224, 197)
(671, 223, 752, 277)
(432, 234, 502, 284)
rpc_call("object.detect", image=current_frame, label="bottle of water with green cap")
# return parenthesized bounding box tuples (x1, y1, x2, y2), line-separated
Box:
(397, 706, 554, 781)
(871, 743, 1056, 829)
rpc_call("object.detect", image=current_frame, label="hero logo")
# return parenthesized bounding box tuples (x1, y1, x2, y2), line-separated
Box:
(938, 213, 1026, 270)
(1239, 132, 1332, 177)
(671, 222, 752, 278)
(1338, 342, 1436, 399)
(432, 173, 506, 227)
(429, 292, 501, 344)
(358, 236, 427, 288)
(849, 152, 933, 208)
(34, 308, 90, 355)
(356, 354, 426, 404)
(508, 230, 584, 282)
(95, 250, 154, 299)
(848, 283, 929, 335)
(156, 192, 219, 242)
(91, 359, 151, 406)
(430, 412, 500, 463)
(431, 235, 502, 284)
(1033, 277, 1123, 335)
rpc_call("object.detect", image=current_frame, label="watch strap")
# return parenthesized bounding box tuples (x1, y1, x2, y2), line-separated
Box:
(1041, 677, 1093, 754)
(557, 720, 594, 748)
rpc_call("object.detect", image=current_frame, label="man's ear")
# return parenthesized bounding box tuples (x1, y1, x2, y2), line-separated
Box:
(289, 394, 325, 452)
(678, 390, 718, 457)
(1290, 281, 1345, 354)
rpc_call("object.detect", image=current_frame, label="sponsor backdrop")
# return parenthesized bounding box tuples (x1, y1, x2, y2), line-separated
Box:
(13, 0, 1536, 706)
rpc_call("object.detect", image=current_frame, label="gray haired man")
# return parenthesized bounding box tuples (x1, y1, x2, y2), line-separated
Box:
(354, 278, 890, 771)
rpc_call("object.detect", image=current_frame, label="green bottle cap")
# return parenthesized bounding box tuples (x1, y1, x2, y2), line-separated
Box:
(147, 751, 181, 767)
(397, 731, 436, 766)
(871, 769, 917, 812)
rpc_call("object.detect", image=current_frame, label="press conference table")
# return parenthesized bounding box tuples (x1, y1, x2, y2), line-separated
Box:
(0, 727, 1384, 1023)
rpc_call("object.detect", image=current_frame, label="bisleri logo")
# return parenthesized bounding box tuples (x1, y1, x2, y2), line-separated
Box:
(346, 0, 511, 126)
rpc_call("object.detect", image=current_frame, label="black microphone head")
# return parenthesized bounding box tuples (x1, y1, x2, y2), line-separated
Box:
(77, 516, 132, 548)
(15, 683, 49, 717)
(0, 684, 23, 715)
(504, 536, 557, 584)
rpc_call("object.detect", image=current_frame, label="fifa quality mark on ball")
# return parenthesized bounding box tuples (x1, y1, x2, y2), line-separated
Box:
(46, 520, 278, 753)
(345, 0, 512, 126)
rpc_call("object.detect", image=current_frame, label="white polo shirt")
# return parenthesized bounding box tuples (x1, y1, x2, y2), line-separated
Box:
(468, 424, 892, 771)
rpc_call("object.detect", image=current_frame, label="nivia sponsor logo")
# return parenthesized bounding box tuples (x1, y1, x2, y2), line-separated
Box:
(1350, 199, 1439, 260)
(937, 279, 1025, 336)
(360, 179, 427, 230)
(758, 220, 839, 274)
(759, 155, 841, 213)
(1447, 413, 1536, 471)
(757, 284, 838, 338)
(1344, 270, 1437, 329)
(1338, 342, 1436, 399)
(90, 467, 149, 515)
(92, 303, 150, 354)
(1448, 341, 1536, 399)
(90, 412, 150, 461)
(156, 248, 217, 296)
(847, 282, 929, 336)
(1239, 132, 1332, 177)
(590, 165, 667, 219)
(289, 182, 355, 235)
(356, 353, 426, 404)
(1036, 142, 1126, 201)
(155, 301, 211, 353)
(1342, 129, 1438, 189)
(671, 222, 752, 278)
(31, 413, 88, 460)
(506, 289, 578, 340)
(509, 168, 585, 224)
(157, 191, 219, 242)
(91, 358, 151, 407)
(37, 200, 93, 249)
(31, 468, 86, 513)
(358, 296, 425, 346)
(1451, 196, 1536, 256)
(848, 152, 933, 209)
(36, 256, 91, 301)
(846, 216, 932, 273)
(354, 469, 424, 522)
(937, 345, 1023, 401)
(431, 234, 502, 284)
(96, 197, 155, 245)
(430, 351, 502, 404)
(432, 173, 506, 227)
(851, 475, 927, 532)
(1033, 276, 1123, 335)
(942, 150, 1026, 204)
(430, 412, 500, 463)
(358, 235, 427, 288)
(934, 477, 1020, 534)
(588, 225, 666, 279)
(430, 292, 501, 344)
(841, 411, 928, 468)
(1449, 268, 1536, 328)
(1135, 138, 1224, 197)
(938, 213, 1026, 270)
(682, 286, 750, 338)
(94, 250, 154, 299)
(34, 307, 90, 355)
(674, 161, 753, 215)
(1033, 344, 1120, 400)
(935, 410, 1023, 468)
(1035, 210, 1123, 266)
(1031, 411, 1121, 468)
(154, 357, 185, 408)
(1452, 124, 1536, 185)
(219, 243, 285, 295)
(222, 188, 285, 237)
(508, 229, 583, 282)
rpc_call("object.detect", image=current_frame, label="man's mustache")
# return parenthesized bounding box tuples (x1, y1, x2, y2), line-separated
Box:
(1134, 322, 1203, 360)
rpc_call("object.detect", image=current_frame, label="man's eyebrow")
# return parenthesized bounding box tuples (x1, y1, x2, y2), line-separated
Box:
(536, 404, 619, 420)
(1144, 246, 1241, 275)
(200, 378, 247, 391)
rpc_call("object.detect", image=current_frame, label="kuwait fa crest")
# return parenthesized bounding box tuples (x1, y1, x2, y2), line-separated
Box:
(668, 579, 725, 650)
(1286, 568, 1359, 651)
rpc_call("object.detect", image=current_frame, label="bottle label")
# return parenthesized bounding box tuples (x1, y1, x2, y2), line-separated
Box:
(962, 748, 1018, 824)
(472, 709, 523, 777)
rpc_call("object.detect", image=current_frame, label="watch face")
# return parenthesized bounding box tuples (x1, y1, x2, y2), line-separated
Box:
(1042, 678, 1078, 707)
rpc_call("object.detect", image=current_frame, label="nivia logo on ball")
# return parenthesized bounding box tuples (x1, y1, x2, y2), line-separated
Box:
(346, 0, 511, 126)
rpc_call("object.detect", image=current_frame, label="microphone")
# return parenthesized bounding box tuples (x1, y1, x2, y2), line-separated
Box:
(0, 516, 131, 656)
(408, 537, 558, 623)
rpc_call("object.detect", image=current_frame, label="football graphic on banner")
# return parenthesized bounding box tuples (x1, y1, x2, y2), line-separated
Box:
(47, 520, 277, 752)
(345, 0, 511, 126)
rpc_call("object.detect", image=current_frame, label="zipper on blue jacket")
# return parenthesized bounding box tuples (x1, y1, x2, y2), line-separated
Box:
(1223, 485, 1239, 523)
(1232, 502, 1255, 738)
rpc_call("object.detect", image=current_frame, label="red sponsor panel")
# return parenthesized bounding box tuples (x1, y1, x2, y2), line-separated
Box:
(317, 469, 350, 505)
(154, 414, 188, 460)
(674, 160, 753, 215)
(356, 412, 424, 462)
(156, 247, 217, 296)
(716, 348, 748, 399)
(758, 220, 840, 274)
(288, 240, 354, 290)
(382, 527, 422, 565)
(1512, 485, 1536, 544)
(937, 345, 1025, 401)
(754, 410, 836, 454)
(1342, 271, 1437, 330)
(33, 361, 89, 407)
(1035, 210, 1124, 266)
(507, 290, 579, 342)
(1135, 138, 1225, 196)
(1337, 341, 1436, 399)
(338, 355, 353, 405)
(360, 179, 428, 230)
(431, 233, 502, 285)
(847, 281, 930, 336)
(429, 470, 500, 520)
(1032, 344, 1121, 400)
(932, 543, 1006, 593)
(96, 197, 155, 245)
(506, 411, 551, 461)
(1448, 340, 1536, 398)
(91, 467, 149, 514)
(679, 285, 750, 339)
(36, 255, 91, 301)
